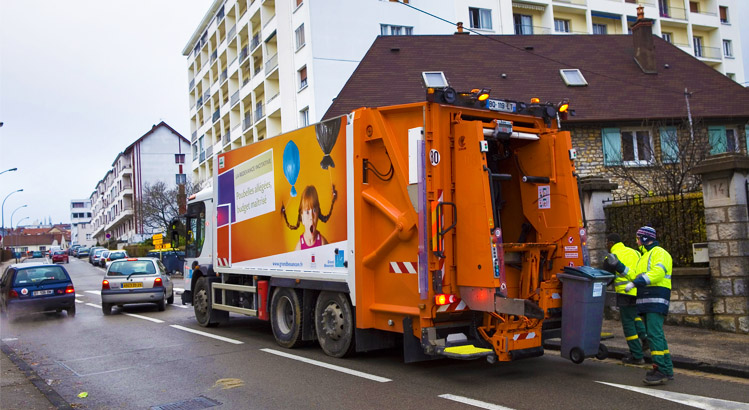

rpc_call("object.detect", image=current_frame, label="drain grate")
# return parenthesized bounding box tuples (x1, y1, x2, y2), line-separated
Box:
(151, 396, 222, 410)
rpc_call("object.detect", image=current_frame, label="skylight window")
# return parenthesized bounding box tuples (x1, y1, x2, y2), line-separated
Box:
(560, 69, 588, 86)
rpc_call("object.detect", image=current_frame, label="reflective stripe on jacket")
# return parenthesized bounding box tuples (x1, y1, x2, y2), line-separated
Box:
(611, 242, 640, 296)
(633, 245, 673, 315)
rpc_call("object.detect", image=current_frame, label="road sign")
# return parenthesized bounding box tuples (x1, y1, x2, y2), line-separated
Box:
(153, 238, 163, 246)
(154, 243, 162, 250)
(153, 233, 163, 240)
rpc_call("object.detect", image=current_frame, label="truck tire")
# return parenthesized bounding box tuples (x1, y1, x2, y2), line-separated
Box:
(270, 288, 303, 348)
(194, 277, 219, 327)
(314, 291, 355, 358)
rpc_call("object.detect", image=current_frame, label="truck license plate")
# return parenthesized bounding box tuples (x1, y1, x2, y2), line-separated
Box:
(486, 99, 516, 113)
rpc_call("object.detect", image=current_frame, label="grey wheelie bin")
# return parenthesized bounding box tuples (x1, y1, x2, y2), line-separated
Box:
(557, 266, 614, 364)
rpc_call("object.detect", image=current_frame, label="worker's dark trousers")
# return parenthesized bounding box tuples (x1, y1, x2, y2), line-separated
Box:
(620, 305, 646, 359)
(644, 312, 673, 376)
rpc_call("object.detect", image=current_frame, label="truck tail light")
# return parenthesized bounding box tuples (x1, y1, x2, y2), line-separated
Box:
(102, 280, 110, 290)
(9, 290, 19, 299)
(257, 280, 269, 320)
(435, 294, 456, 306)
(65, 285, 75, 294)
(153, 278, 163, 288)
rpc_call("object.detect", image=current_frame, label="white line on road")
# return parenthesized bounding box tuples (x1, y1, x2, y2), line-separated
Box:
(122, 313, 164, 324)
(75, 300, 83, 304)
(173, 287, 185, 293)
(260, 348, 391, 383)
(170, 325, 244, 345)
(85, 290, 101, 295)
(596, 381, 749, 409)
(85, 303, 101, 309)
(75, 294, 84, 297)
(169, 304, 190, 309)
(438, 395, 515, 410)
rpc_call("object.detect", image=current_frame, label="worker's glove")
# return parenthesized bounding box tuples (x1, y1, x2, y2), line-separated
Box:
(603, 253, 626, 274)
(624, 282, 635, 292)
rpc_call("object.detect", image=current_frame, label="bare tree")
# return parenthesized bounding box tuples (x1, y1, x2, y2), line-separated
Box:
(137, 181, 196, 235)
(604, 118, 710, 196)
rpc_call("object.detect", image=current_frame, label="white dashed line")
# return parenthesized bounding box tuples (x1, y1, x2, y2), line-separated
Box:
(84, 290, 101, 295)
(169, 304, 189, 309)
(75, 300, 83, 304)
(122, 313, 164, 323)
(75, 294, 84, 297)
(85, 303, 102, 309)
(169, 325, 244, 345)
(260, 348, 391, 383)
(173, 288, 185, 293)
(438, 394, 515, 410)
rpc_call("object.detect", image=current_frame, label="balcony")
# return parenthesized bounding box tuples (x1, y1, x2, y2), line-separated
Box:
(694, 45, 721, 59)
(203, 91, 210, 101)
(217, 5, 225, 21)
(200, 151, 206, 163)
(660, 5, 687, 20)
(223, 132, 230, 145)
(189, 78, 195, 90)
(206, 145, 213, 158)
(228, 25, 237, 41)
(239, 46, 249, 63)
(265, 53, 278, 74)
(254, 104, 264, 123)
(515, 25, 552, 35)
(251, 33, 260, 51)
(211, 50, 218, 64)
(243, 113, 253, 130)
(212, 109, 221, 123)
(553, 0, 586, 6)
(231, 91, 240, 106)
(191, 131, 197, 143)
(120, 164, 132, 175)
(197, 96, 204, 107)
(220, 69, 228, 84)
(105, 206, 134, 233)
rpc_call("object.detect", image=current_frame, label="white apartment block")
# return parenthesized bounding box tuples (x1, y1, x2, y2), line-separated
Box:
(89, 122, 191, 245)
(70, 199, 95, 247)
(184, 0, 744, 186)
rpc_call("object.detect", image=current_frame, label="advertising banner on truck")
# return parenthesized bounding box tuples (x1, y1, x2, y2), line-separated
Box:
(215, 116, 347, 273)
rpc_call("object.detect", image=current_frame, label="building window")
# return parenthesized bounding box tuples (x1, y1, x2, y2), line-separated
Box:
(661, 32, 672, 43)
(469, 7, 492, 30)
(192, 143, 198, 160)
(708, 126, 739, 154)
(689, 1, 699, 13)
(380, 24, 413, 36)
(86, 234, 91, 240)
(72, 202, 85, 208)
(554, 19, 570, 33)
(693, 36, 703, 57)
(513, 14, 533, 35)
(559, 69, 588, 86)
(300, 108, 309, 127)
(719, 6, 729, 23)
(298, 66, 308, 90)
(723, 40, 733, 57)
(295, 24, 305, 50)
(659, 0, 669, 17)
(592, 24, 607, 35)
(602, 128, 654, 166)
(175, 153, 186, 164)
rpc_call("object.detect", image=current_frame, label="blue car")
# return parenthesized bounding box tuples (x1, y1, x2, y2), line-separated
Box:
(0, 263, 76, 321)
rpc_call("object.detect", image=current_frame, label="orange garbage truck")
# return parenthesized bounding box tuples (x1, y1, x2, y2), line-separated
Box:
(175, 85, 602, 363)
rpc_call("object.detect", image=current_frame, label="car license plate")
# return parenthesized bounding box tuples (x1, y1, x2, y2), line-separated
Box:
(486, 99, 516, 113)
(33, 290, 53, 296)
(122, 282, 143, 289)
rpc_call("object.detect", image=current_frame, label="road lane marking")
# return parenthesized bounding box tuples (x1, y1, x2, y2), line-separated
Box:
(85, 290, 101, 295)
(75, 294, 84, 297)
(170, 325, 244, 345)
(438, 394, 515, 410)
(85, 303, 101, 308)
(75, 300, 83, 304)
(596, 381, 749, 409)
(169, 304, 190, 309)
(121, 313, 164, 323)
(174, 287, 185, 293)
(260, 348, 391, 383)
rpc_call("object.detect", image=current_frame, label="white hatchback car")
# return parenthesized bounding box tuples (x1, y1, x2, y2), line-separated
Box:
(101, 257, 174, 315)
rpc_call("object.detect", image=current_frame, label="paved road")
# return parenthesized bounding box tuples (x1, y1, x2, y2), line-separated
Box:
(2, 258, 748, 409)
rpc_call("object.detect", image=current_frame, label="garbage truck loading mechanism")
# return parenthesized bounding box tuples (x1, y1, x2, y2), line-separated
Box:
(174, 86, 606, 364)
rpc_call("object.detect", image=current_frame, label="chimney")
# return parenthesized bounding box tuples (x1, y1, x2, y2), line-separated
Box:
(454, 22, 469, 35)
(630, 5, 657, 74)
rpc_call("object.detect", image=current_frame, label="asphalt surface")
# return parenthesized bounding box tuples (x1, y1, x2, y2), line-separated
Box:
(2, 257, 749, 409)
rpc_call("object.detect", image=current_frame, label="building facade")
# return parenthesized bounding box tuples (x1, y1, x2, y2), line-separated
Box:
(89, 122, 190, 245)
(70, 199, 95, 247)
(183, 0, 744, 187)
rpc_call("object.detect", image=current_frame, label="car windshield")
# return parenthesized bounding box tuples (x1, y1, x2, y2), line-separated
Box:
(54, 251, 65, 255)
(108, 260, 156, 276)
(109, 252, 127, 260)
(14, 266, 68, 286)
(95, 250, 105, 256)
(79, 248, 89, 252)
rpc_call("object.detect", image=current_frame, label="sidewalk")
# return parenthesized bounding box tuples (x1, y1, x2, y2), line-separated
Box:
(1, 343, 70, 409)
(544, 319, 749, 378)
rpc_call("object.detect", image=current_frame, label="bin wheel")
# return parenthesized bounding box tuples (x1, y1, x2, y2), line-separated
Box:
(596, 343, 609, 360)
(570, 347, 585, 364)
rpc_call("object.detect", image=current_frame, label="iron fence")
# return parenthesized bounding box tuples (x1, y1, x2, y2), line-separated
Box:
(603, 192, 706, 267)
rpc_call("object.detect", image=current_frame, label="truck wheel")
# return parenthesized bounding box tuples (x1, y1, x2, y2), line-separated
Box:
(270, 288, 303, 348)
(315, 291, 355, 358)
(194, 277, 218, 327)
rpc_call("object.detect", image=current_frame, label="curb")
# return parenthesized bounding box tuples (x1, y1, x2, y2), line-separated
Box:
(543, 340, 749, 379)
(1, 343, 73, 409)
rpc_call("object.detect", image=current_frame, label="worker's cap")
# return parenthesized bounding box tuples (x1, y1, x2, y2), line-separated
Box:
(636, 226, 656, 242)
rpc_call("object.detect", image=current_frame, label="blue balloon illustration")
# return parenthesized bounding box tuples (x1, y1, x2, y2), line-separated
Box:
(283, 140, 300, 197)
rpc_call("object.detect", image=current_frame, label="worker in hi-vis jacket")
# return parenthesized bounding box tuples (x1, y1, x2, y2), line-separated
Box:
(604, 233, 648, 365)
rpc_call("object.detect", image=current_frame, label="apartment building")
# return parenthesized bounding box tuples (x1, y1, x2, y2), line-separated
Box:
(184, 0, 744, 187)
(70, 199, 95, 247)
(89, 122, 190, 245)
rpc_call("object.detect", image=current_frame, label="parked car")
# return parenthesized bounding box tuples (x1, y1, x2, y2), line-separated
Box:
(0, 263, 76, 320)
(98, 251, 110, 267)
(51, 250, 69, 264)
(103, 250, 128, 268)
(91, 248, 106, 265)
(101, 258, 174, 315)
(77, 247, 90, 258)
(32, 251, 43, 258)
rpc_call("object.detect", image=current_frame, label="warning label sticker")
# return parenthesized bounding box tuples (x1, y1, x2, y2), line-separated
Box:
(538, 185, 550, 209)
(593, 282, 603, 297)
(564, 246, 578, 252)
(565, 253, 579, 259)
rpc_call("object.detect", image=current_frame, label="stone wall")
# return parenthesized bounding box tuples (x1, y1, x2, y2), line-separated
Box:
(666, 270, 712, 328)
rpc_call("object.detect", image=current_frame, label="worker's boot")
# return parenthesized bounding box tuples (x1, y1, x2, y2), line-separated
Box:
(621, 355, 645, 365)
(643, 369, 668, 385)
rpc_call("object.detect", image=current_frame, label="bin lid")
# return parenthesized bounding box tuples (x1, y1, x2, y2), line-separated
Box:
(562, 266, 614, 280)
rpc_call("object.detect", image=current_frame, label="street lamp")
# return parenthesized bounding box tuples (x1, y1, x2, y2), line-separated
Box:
(2, 188, 24, 237)
(10, 205, 27, 231)
(0, 167, 18, 176)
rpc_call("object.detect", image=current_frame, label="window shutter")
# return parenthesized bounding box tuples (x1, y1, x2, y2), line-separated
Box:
(659, 126, 679, 163)
(602, 128, 621, 166)
(708, 125, 726, 154)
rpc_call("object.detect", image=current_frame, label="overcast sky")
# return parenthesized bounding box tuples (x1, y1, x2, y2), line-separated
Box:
(0, 1, 209, 227)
